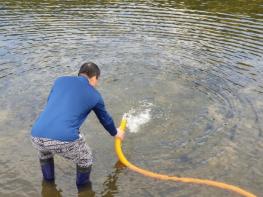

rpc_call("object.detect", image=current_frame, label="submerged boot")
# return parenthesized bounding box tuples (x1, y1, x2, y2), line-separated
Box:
(40, 158, 55, 182)
(76, 165, 92, 189)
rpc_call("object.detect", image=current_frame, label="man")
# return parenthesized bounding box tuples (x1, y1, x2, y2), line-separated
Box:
(31, 62, 124, 189)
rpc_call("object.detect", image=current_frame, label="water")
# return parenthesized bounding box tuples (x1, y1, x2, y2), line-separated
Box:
(126, 101, 153, 133)
(0, 0, 262, 196)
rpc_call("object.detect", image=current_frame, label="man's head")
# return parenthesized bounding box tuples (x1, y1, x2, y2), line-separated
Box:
(78, 62, 100, 87)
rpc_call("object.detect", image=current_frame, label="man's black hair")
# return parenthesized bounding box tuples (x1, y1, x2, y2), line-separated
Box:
(78, 62, 100, 79)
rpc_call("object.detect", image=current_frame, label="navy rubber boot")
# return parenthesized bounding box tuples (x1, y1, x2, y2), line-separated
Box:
(76, 165, 92, 189)
(40, 158, 55, 182)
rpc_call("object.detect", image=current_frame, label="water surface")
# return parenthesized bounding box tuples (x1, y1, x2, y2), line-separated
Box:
(0, 0, 262, 196)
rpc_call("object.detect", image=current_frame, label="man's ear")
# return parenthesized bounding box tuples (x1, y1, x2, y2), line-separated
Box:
(91, 76, 97, 82)
(89, 76, 98, 86)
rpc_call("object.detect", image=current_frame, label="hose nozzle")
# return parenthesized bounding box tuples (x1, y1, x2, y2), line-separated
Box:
(120, 113, 128, 132)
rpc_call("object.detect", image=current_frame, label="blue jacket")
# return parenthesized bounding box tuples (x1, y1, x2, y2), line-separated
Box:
(31, 76, 117, 141)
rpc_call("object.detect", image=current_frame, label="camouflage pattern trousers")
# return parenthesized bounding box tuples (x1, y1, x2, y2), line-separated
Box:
(31, 135, 93, 168)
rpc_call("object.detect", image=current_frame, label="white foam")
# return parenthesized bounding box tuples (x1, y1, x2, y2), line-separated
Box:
(126, 102, 153, 133)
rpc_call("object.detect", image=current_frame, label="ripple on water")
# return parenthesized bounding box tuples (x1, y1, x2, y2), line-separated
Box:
(0, 1, 262, 196)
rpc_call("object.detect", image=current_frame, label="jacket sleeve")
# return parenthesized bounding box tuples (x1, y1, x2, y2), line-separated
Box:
(93, 96, 118, 136)
(47, 86, 54, 102)
(47, 79, 58, 102)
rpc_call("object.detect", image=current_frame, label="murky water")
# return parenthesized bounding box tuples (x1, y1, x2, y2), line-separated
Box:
(0, 0, 262, 196)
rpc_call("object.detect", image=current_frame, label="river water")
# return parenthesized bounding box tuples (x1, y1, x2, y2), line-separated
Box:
(0, 0, 262, 196)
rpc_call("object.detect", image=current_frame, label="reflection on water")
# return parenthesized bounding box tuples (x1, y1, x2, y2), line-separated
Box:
(78, 183, 95, 197)
(101, 161, 126, 197)
(41, 181, 62, 197)
(0, 0, 262, 196)
(41, 162, 124, 197)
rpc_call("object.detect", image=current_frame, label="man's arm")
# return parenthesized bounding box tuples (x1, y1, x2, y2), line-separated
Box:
(93, 97, 125, 140)
(93, 96, 118, 136)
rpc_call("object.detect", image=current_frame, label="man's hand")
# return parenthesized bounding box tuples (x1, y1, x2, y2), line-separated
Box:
(115, 128, 125, 141)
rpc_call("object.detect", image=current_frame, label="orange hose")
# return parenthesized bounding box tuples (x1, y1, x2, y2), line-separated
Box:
(115, 116, 257, 197)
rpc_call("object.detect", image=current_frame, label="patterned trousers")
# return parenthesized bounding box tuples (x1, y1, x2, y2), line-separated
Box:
(31, 135, 93, 168)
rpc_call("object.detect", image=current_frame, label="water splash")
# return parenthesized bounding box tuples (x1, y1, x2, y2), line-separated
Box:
(126, 102, 153, 133)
